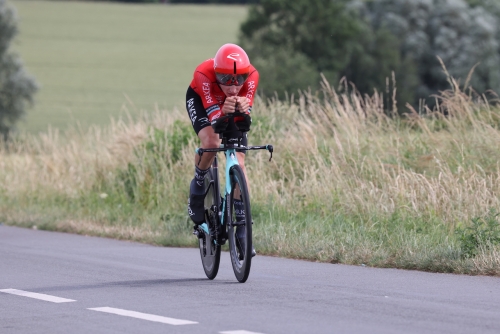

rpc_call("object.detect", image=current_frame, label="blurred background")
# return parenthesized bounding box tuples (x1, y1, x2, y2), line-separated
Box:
(3, 0, 500, 135)
(2, 0, 500, 272)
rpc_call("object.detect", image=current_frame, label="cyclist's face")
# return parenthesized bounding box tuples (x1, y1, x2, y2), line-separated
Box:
(220, 84, 243, 97)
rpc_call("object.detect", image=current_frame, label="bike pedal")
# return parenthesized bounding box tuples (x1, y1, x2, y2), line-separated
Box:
(193, 228, 203, 239)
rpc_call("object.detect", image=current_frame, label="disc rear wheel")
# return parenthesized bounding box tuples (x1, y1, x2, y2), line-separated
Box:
(198, 168, 221, 280)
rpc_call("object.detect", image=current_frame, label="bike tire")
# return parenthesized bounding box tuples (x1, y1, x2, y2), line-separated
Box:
(198, 167, 221, 280)
(227, 165, 252, 283)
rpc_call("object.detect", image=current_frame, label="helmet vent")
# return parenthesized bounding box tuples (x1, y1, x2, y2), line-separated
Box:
(233, 61, 236, 74)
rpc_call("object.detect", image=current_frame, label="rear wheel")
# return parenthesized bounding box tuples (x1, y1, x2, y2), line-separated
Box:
(198, 167, 221, 280)
(227, 165, 252, 283)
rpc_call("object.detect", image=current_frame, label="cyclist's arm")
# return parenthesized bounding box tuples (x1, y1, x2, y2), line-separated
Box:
(193, 71, 223, 123)
(238, 69, 259, 114)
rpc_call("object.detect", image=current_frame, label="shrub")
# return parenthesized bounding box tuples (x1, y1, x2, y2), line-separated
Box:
(456, 210, 500, 258)
(239, 0, 419, 106)
(354, 0, 500, 105)
(0, 0, 37, 140)
(240, 0, 363, 98)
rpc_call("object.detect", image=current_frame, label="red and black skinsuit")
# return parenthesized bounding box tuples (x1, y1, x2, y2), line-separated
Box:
(186, 58, 259, 141)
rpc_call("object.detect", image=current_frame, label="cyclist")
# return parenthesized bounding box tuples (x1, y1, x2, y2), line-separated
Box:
(185, 43, 259, 257)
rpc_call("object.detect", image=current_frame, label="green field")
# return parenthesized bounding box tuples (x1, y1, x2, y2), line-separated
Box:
(10, 0, 247, 132)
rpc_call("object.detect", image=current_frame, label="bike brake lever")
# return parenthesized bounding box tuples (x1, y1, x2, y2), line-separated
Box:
(267, 145, 273, 161)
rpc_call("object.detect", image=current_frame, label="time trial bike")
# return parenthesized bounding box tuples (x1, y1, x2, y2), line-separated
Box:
(193, 112, 273, 283)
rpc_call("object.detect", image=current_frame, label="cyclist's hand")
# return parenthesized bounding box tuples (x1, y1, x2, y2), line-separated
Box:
(211, 115, 230, 133)
(236, 97, 250, 114)
(222, 96, 237, 115)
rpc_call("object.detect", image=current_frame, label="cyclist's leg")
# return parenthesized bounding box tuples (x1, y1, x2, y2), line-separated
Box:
(186, 87, 221, 224)
(197, 126, 220, 168)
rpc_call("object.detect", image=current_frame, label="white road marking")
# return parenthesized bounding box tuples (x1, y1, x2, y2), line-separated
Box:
(220, 331, 266, 334)
(88, 307, 198, 325)
(0, 289, 76, 303)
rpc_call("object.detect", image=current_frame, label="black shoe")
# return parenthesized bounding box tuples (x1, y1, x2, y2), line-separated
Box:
(235, 223, 256, 260)
(188, 185, 205, 225)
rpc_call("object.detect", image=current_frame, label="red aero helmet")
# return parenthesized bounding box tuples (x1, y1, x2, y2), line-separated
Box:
(214, 43, 251, 86)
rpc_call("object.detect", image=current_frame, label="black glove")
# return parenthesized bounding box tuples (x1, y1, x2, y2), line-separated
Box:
(211, 115, 230, 133)
(235, 113, 252, 132)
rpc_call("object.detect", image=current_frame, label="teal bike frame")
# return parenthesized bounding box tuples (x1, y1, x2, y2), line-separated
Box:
(195, 146, 237, 237)
(196, 140, 273, 245)
(194, 113, 273, 282)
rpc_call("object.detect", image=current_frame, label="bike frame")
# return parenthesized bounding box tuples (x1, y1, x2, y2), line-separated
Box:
(196, 139, 273, 243)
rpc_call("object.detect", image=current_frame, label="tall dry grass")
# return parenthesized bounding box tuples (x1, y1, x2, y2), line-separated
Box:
(1, 77, 499, 275)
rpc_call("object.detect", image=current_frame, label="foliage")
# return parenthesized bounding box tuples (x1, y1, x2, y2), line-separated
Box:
(169, 0, 259, 3)
(0, 0, 37, 139)
(106, 0, 162, 3)
(116, 122, 195, 205)
(248, 44, 321, 98)
(240, 0, 500, 108)
(351, 0, 500, 105)
(456, 210, 500, 258)
(106, 0, 259, 3)
(240, 0, 358, 98)
(239, 0, 418, 105)
(166, 120, 196, 163)
(341, 24, 419, 106)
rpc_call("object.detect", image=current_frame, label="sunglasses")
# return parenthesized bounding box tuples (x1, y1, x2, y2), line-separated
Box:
(215, 72, 249, 86)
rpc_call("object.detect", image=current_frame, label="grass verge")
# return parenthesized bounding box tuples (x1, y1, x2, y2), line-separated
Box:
(1, 77, 500, 275)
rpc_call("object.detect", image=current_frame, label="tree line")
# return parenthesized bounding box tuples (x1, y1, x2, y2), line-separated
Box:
(85, 0, 500, 110)
(0, 0, 37, 140)
(108, 0, 259, 3)
(240, 0, 500, 109)
(105, 0, 500, 109)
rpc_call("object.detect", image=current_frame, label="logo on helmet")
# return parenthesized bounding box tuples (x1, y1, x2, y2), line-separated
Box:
(227, 53, 240, 61)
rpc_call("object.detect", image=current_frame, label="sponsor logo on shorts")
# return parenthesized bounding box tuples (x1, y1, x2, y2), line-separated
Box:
(187, 199, 194, 216)
(187, 98, 197, 125)
(199, 117, 210, 126)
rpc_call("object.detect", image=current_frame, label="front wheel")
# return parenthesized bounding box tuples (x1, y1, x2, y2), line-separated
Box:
(227, 165, 252, 283)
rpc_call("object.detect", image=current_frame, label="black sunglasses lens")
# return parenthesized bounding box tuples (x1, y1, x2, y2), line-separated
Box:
(215, 72, 249, 86)
(216, 73, 231, 85)
(236, 73, 249, 85)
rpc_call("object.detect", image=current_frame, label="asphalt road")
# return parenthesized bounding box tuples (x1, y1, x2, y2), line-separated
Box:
(1, 225, 499, 334)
